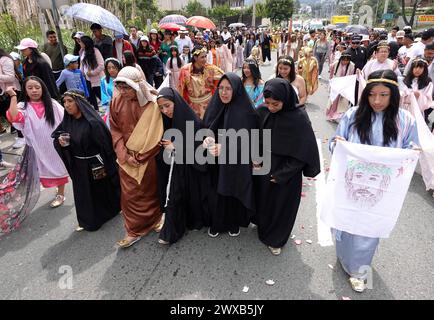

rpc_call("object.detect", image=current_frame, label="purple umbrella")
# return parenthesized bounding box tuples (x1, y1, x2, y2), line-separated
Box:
(159, 14, 187, 26)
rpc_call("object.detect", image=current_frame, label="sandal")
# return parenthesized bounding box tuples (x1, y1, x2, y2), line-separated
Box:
(349, 277, 366, 293)
(117, 236, 142, 248)
(50, 195, 65, 208)
(154, 216, 165, 232)
(75, 226, 84, 232)
(268, 246, 282, 256)
(158, 238, 170, 245)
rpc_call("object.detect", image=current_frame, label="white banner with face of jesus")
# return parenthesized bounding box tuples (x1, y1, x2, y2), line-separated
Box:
(320, 141, 419, 239)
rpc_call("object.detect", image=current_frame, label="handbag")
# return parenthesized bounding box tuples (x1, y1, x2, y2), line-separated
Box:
(91, 154, 107, 180)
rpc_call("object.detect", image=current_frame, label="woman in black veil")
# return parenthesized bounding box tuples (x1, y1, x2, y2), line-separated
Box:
(52, 90, 120, 231)
(202, 72, 260, 237)
(254, 78, 320, 255)
(156, 87, 212, 244)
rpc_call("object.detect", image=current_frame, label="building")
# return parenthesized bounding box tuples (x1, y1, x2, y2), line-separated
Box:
(157, 0, 212, 11)
(404, 0, 434, 7)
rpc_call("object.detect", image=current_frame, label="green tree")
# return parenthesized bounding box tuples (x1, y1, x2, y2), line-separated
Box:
(294, 0, 301, 14)
(400, 0, 421, 27)
(245, 3, 268, 18)
(184, 0, 207, 17)
(209, 4, 234, 22)
(265, 0, 294, 24)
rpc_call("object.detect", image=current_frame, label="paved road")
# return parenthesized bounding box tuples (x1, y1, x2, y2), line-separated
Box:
(0, 52, 433, 300)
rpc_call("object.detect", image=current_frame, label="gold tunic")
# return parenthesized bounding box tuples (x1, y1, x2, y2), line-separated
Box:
(298, 54, 319, 95)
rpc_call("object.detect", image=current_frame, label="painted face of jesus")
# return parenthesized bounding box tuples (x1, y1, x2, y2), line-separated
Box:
(345, 160, 391, 208)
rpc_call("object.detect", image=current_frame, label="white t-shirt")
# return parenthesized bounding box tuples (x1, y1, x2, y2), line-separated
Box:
(398, 45, 410, 61)
(115, 41, 123, 62)
(406, 41, 425, 60)
(175, 36, 193, 51)
(221, 31, 231, 42)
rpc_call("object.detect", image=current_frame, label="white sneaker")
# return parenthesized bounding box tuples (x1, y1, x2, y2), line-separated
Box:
(318, 75, 322, 79)
(12, 137, 25, 149)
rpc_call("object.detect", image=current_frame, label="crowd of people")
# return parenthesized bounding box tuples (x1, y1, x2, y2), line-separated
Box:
(0, 21, 433, 294)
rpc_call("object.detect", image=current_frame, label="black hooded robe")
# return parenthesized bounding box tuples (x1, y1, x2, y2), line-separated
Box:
(203, 72, 260, 234)
(52, 94, 121, 231)
(254, 78, 321, 248)
(157, 87, 213, 244)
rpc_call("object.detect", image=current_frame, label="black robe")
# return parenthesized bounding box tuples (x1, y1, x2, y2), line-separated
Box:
(157, 87, 212, 244)
(254, 78, 321, 248)
(23, 57, 60, 100)
(52, 94, 120, 231)
(203, 72, 260, 233)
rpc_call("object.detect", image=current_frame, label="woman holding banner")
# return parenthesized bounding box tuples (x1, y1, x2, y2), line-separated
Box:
(329, 70, 419, 293)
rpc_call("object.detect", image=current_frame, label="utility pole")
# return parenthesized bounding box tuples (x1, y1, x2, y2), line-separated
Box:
(252, 0, 256, 28)
(381, 0, 390, 25)
(51, 0, 65, 58)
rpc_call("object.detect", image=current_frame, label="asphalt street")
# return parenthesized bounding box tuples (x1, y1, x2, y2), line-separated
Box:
(0, 52, 433, 300)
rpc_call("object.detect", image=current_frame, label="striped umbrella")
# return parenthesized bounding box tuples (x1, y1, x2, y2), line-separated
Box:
(159, 14, 187, 26)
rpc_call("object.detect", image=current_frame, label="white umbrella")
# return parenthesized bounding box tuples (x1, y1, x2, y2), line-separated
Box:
(65, 3, 128, 35)
(228, 22, 245, 29)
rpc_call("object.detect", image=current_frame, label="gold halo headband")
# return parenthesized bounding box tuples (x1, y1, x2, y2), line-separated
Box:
(63, 91, 86, 100)
(376, 43, 389, 50)
(278, 58, 292, 65)
(192, 47, 207, 56)
(366, 78, 398, 87)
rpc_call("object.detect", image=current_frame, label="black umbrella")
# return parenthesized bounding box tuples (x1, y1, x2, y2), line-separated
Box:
(344, 25, 369, 35)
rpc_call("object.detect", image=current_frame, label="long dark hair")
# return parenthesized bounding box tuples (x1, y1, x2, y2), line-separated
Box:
(352, 70, 400, 146)
(123, 50, 136, 67)
(0, 48, 22, 82)
(182, 45, 191, 63)
(169, 46, 182, 69)
(22, 76, 55, 127)
(242, 59, 262, 89)
(26, 48, 45, 65)
(104, 58, 121, 83)
(334, 51, 352, 76)
(404, 59, 431, 90)
(276, 55, 296, 82)
(227, 38, 235, 54)
(71, 32, 81, 56)
(80, 36, 98, 70)
(137, 39, 153, 53)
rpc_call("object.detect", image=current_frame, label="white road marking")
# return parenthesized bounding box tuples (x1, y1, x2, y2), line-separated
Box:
(315, 138, 334, 247)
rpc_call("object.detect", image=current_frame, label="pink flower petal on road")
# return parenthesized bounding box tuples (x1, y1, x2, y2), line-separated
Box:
(242, 286, 249, 293)
(301, 192, 307, 197)
(294, 239, 302, 245)
(328, 264, 334, 270)
(342, 296, 351, 300)
(306, 240, 313, 244)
